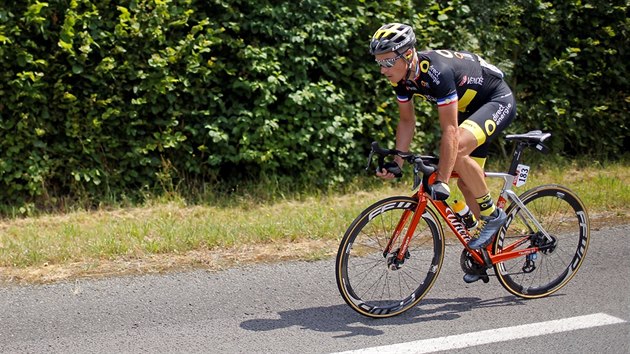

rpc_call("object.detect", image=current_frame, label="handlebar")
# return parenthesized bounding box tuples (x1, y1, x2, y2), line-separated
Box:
(367, 130, 552, 190)
(366, 141, 438, 190)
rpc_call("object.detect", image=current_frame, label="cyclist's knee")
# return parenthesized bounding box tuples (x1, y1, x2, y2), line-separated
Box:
(457, 127, 479, 157)
(454, 150, 485, 171)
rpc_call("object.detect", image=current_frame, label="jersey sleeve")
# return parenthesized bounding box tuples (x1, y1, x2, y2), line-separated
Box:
(392, 83, 412, 103)
(429, 61, 458, 107)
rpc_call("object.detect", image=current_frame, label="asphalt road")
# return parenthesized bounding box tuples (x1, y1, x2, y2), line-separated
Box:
(1, 224, 628, 353)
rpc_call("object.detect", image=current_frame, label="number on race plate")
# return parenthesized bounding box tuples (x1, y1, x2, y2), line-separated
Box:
(513, 164, 530, 187)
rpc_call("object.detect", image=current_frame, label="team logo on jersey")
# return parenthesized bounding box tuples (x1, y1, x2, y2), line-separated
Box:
(459, 76, 468, 87)
(428, 66, 441, 85)
(468, 76, 484, 85)
(459, 75, 484, 86)
(492, 103, 513, 125)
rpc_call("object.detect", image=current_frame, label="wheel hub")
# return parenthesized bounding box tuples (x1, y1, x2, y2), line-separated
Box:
(532, 232, 557, 254)
(386, 248, 410, 270)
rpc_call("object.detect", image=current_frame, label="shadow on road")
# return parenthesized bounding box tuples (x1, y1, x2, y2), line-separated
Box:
(240, 295, 527, 337)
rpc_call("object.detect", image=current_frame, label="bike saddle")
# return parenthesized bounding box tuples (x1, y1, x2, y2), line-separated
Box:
(505, 130, 551, 144)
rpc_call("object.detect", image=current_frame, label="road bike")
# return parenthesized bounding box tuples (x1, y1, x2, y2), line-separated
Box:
(335, 130, 590, 318)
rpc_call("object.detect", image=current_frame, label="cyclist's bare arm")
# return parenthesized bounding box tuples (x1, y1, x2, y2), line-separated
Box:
(395, 100, 416, 159)
(436, 102, 459, 183)
(375, 100, 416, 179)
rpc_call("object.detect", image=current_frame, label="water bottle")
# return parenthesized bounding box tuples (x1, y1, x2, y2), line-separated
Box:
(452, 199, 478, 231)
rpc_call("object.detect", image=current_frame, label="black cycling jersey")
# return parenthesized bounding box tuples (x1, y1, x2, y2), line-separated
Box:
(392, 49, 516, 160)
(393, 50, 506, 116)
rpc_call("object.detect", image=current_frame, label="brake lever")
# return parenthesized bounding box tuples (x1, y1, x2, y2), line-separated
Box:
(376, 155, 385, 174)
(412, 172, 421, 190)
(411, 158, 437, 191)
(365, 149, 374, 172)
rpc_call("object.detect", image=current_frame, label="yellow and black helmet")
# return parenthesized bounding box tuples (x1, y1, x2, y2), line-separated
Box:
(369, 23, 416, 55)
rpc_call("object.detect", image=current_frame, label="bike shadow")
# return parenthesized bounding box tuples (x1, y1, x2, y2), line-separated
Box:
(240, 295, 528, 337)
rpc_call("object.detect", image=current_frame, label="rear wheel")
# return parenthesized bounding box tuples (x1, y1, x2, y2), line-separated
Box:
(494, 185, 590, 298)
(336, 196, 444, 318)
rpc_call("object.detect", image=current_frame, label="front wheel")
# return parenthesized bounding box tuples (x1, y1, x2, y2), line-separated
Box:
(335, 196, 444, 318)
(494, 184, 590, 298)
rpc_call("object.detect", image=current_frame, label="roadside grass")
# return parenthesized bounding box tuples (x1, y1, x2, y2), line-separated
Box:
(1, 158, 628, 283)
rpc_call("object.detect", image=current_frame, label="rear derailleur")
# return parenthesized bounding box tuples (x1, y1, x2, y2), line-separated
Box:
(522, 232, 558, 273)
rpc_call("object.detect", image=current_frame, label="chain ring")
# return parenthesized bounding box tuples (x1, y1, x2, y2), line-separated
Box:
(460, 249, 486, 275)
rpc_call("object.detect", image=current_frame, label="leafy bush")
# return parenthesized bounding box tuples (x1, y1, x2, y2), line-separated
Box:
(0, 0, 627, 212)
(464, 0, 629, 156)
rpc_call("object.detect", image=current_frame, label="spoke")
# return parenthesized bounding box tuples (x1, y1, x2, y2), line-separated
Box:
(496, 187, 588, 298)
(337, 198, 444, 317)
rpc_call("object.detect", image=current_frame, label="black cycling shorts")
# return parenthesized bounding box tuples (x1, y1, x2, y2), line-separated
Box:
(459, 81, 516, 160)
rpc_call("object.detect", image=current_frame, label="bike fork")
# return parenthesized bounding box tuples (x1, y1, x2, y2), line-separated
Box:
(384, 197, 427, 269)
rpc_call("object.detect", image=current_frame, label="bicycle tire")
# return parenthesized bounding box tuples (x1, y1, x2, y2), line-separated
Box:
(493, 184, 590, 298)
(336, 196, 444, 318)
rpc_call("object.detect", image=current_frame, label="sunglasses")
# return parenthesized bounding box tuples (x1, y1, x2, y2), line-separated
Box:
(375, 53, 405, 68)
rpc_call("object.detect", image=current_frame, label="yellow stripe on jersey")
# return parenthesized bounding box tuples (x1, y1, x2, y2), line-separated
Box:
(458, 89, 477, 112)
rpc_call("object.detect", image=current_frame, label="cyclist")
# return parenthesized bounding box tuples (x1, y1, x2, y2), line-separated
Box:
(369, 23, 516, 282)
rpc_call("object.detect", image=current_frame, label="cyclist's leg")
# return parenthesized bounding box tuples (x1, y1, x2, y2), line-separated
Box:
(456, 86, 516, 249)
(453, 112, 482, 216)
(455, 84, 516, 201)
(456, 156, 487, 217)
(454, 120, 495, 219)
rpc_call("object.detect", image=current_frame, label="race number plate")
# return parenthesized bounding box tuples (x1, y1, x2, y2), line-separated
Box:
(513, 164, 530, 187)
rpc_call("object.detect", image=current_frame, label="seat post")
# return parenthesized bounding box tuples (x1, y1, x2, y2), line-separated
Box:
(507, 143, 527, 176)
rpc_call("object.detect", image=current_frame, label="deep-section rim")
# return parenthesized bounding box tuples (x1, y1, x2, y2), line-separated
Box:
(493, 184, 590, 298)
(336, 196, 445, 318)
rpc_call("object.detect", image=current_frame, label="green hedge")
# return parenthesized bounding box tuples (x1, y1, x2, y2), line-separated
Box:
(465, 0, 629, 155)
(0, 0, 627, 210)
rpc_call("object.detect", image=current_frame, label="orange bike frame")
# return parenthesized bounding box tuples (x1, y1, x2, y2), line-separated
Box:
(391, 171, 541, 265)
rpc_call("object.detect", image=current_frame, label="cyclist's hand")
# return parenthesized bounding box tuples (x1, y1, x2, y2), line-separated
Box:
(429, 180, 450, 200)
(376, 161, 402, 179)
